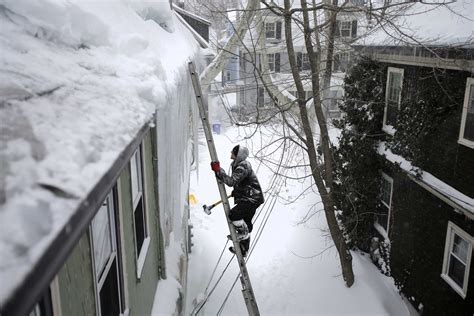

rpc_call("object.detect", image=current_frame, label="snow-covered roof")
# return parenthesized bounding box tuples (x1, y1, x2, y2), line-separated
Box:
(357, 0, 474, 47)
(378, 143, 474, 217)
(0, 0, 200, 308)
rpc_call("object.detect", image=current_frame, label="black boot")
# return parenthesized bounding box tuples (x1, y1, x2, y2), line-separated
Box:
(229, 243, 247, 257)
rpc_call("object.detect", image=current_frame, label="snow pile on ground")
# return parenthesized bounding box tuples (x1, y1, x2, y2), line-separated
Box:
(185, 123, 409, 315)
(0, 0, 200, 305)
(151, 233, 184, 316)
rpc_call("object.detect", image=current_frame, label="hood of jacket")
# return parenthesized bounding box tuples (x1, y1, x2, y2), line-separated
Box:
(233, 145, 249, 166)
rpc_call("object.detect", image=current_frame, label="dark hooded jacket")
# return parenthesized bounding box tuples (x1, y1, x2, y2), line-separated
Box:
(217, 146, 264, 205)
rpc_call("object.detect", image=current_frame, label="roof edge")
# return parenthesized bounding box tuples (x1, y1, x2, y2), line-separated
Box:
(0, 118, 154, 316)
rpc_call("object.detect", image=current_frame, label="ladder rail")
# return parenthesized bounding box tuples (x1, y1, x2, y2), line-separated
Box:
(188, 61, 260, 316)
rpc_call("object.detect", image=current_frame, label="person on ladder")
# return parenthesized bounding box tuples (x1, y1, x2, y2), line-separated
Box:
(210, 145, 264, 257)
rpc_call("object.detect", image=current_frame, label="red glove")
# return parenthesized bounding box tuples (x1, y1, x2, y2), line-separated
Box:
(210, 161, 220, 172)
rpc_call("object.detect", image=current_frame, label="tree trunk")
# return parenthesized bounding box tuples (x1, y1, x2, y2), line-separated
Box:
(199, 0, 259, 89)
(284, 0, 355, 287)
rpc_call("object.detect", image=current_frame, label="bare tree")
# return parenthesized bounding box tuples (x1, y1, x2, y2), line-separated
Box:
(196, 0, 458, 288)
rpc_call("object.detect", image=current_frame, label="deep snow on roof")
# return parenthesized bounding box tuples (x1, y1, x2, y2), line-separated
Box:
(0, 0, 200, 305)
(358, 0, 474, 47)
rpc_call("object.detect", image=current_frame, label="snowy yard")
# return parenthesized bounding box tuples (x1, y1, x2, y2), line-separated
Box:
(184, 124, 410, 315)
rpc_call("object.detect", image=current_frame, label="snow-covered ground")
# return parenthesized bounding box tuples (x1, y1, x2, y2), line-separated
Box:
(184, 120, 410, 315)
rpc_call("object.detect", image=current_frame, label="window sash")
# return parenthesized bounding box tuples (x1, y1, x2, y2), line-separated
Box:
(459, 79, 474, 146)
(265, 23, 276, 38)
(341, 21, 351, 37)
(92, 194, 117, 279)
(267, 54, 275, 72)
(442, 222, 473, 298)
(378, 173, 393, 232)
(447, 232, 468, 288)
(302, 53, 310, 70)
(384, 68, 403, 131)
(130, 148, 143, 207)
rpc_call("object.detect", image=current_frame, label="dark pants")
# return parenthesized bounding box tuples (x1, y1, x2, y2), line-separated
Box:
(229, 201, 260, 233)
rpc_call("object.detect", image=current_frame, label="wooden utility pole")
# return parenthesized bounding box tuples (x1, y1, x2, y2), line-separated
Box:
(189, 61, 260, 316)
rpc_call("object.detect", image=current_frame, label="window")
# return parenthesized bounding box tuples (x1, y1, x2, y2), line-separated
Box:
(265, 22, 276, 39)
(297, 53, 310, 71)
(91, 190, 125, 315)
(302, 53, 310, 70)
(257, 87, 265, 107)
(268, 54, 275, 72)
(383, 67, 404, 133)
(265, 21, 281, 40)
(266, 53, 280, 72)
(458, 77, 474, 148)
(335, 20, 357, 38)
(341, 21, 351, 37)
(130, 145, 150, 278)
(378, 173, 393, 232)
(29, 288, 53, 316)
(441, 222, 473, 298)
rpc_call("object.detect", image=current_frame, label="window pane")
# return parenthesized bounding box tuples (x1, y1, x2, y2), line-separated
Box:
(448, 255, 466, 288)
(258, 87, 265, 107)
(381, 177, 391, 206)
(92, 196, 113, 277)
(452, 234, 468, 263)
(386, 71, 402, 126)
(99, 258, 120, 316)
(462, 84, 474, 141)
(341, 21, 351, 37)
(268, 54, 275, 71)
(131, 152, 138, 200)
(134, 199, 146, 253)
(130, 149, 142, 202)
(265, 23, 275, 38)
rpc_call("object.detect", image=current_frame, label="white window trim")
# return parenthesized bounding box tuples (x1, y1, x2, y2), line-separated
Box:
(379, 172, 393, 234)
(131, 142, 151, 278)
(441, 221, 473, 298)
(458, 77, 474, 148)
(50, 277, 62, 316)
(383, 67, 404, 135)
(136, 237, 151, 279)
(116, 180, 130, 311)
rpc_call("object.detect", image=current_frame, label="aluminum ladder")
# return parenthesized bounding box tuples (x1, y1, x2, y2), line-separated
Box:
(188, 61, 260, 316)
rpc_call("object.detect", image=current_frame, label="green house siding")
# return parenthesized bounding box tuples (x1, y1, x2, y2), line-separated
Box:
(389, 172, 474, 314)
(54, 128, 164, 316)
(119, 129, 163, 315)
(57, 232, 97, 316)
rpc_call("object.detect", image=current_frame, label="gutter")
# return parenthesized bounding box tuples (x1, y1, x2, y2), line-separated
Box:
(0, 119, 153, 316)
(406, 173, 474, 220)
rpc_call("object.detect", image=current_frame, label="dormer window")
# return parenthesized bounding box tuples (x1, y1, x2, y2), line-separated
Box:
(458, 77, 474, 148)
(265, 21, 282, 40)
(335, 20, 358, 38)
(341, 21, 351, 37)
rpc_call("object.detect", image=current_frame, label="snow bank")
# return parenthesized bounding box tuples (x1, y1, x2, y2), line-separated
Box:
(186, 125, 409, 315)
(0, 0, 200, 305)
